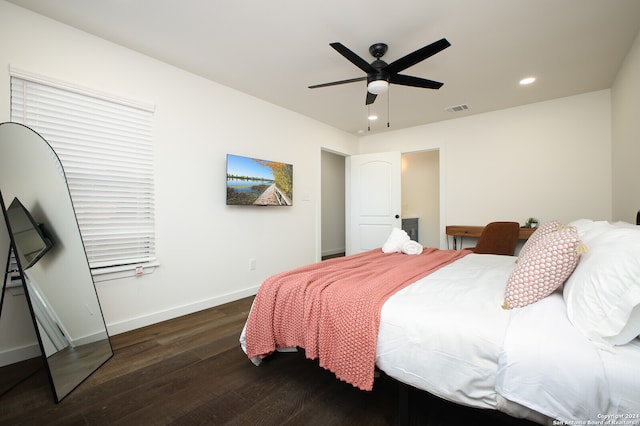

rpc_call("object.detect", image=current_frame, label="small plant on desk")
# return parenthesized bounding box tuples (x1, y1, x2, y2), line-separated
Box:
(523, 217, 539, 228)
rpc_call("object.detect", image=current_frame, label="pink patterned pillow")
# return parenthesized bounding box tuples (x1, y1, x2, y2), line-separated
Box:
(518, 220, 561, 260)
(503, 226, 582, 309)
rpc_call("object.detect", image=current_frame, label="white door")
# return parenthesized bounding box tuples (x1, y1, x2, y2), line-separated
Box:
(346, 152, 401, 255)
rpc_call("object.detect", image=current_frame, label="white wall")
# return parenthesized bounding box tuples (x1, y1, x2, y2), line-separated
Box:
(612, 30, 640, 222)
(0, 1, 358, 347)
(359, 90, 613, 247)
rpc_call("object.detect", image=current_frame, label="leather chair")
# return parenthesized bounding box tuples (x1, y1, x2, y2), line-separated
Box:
(467, 221, 520, 256)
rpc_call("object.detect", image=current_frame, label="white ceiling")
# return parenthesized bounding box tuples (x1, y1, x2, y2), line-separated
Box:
(7, 0, 640, 135)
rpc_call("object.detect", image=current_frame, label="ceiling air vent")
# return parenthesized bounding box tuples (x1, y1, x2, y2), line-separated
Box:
(445, 104, 469, 113)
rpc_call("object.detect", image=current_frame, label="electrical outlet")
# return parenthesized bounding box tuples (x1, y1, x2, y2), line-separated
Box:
(249, 258, 256, 270)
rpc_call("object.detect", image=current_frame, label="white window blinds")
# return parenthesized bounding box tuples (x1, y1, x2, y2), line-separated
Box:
(10, 73, 156, 270)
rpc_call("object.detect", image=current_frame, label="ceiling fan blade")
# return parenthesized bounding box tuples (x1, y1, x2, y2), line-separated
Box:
(384, 38, 451, 75)
(330, 42, 377, 74)
(366, 91, 377, 105)
(308, 76, 367, 89)
(390, 74, 444, 89)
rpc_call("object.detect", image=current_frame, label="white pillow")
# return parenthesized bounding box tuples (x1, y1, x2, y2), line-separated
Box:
(563, 226, 640, 347)
(567, 219, 612, 244)
(609, 220, 640, 230)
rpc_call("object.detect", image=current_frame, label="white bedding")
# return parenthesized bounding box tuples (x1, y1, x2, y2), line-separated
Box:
(241, 249, 640, 424)
(376, 253, 513, 409)
(496, 293, 610, 422)
(376, 253, 640, 424)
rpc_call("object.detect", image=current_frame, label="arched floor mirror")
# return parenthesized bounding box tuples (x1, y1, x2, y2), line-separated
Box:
(0, 122, 112, 402)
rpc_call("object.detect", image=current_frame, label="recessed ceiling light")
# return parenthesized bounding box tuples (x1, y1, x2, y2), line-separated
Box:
(368, 115, 378, 121)
(520, 77, 536, 85)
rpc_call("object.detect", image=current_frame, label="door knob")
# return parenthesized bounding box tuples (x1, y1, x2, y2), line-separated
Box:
(395, 214, 400, 219)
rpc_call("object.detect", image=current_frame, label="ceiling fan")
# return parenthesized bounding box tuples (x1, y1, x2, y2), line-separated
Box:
(309, 38, 451, 105)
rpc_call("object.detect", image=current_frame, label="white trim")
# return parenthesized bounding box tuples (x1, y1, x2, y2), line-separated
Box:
(321, 248, 346, 257)
(9, 65, 155, 113)
(105, 286, 259, 336)
(92, 261, 160, 283)
(0, 343, 41, 368)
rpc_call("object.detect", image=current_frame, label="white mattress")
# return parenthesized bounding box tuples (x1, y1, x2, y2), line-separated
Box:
(600, 339, 640, 418)
(376, 253, 514, 409)
(376, 253, 640, 424)
(496, 293, 609, 422)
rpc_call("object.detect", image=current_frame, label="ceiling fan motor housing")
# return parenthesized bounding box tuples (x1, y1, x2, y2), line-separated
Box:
(367, 59, 390, 84)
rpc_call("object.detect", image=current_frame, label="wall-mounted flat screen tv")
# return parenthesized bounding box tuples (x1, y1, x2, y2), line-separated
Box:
(226, 154, 293, 206)
(6, 197, 53, 269)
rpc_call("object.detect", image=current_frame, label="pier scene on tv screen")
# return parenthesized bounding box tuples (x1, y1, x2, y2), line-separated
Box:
(226, 154, 293, 206)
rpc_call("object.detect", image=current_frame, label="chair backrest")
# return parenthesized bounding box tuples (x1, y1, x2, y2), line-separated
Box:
(473, 221, 520, 255)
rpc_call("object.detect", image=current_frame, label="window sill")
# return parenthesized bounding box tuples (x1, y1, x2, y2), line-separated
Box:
(92, 261, 160, 283)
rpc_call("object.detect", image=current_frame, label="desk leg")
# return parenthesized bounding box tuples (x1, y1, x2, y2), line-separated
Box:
(450, 236, 465, 250)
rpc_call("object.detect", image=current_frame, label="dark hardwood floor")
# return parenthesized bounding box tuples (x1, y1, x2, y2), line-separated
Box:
(0, 296, 538, 425)
(321, 252, 345, 261)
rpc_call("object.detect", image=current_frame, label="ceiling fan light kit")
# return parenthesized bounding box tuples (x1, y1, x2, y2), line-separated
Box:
(367, 80, 389, 94)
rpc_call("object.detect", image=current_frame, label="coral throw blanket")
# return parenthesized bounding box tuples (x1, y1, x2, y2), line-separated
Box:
(244, 248, 469, 391)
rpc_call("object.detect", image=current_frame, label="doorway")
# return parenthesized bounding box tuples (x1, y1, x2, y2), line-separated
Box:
(401, 150, 440, 249)
(321, 150, 345, 259)
(321, 149, 440, 259)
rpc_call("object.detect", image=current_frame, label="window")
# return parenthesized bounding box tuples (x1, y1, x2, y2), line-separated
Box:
(10, 69, 156, 277)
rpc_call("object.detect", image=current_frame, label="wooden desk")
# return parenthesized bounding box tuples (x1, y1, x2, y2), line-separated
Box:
(445, 225, 536, 249)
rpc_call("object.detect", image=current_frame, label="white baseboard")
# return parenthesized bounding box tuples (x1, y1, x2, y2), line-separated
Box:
(0, 287, 261, 366)
(1, 287, 261, 365)
(0, 342, 41, 367)
(105, 285, 260, 336)
(321, 247, 345, 257)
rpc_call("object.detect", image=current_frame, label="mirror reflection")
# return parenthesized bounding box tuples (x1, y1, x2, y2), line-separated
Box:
(0, 122, 112, 402)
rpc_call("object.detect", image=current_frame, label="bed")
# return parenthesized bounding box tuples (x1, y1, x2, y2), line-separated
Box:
(240, 219, 640, 425)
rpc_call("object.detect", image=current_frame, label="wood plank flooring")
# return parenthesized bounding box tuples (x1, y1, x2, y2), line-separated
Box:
(0, 296, 537, 425)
